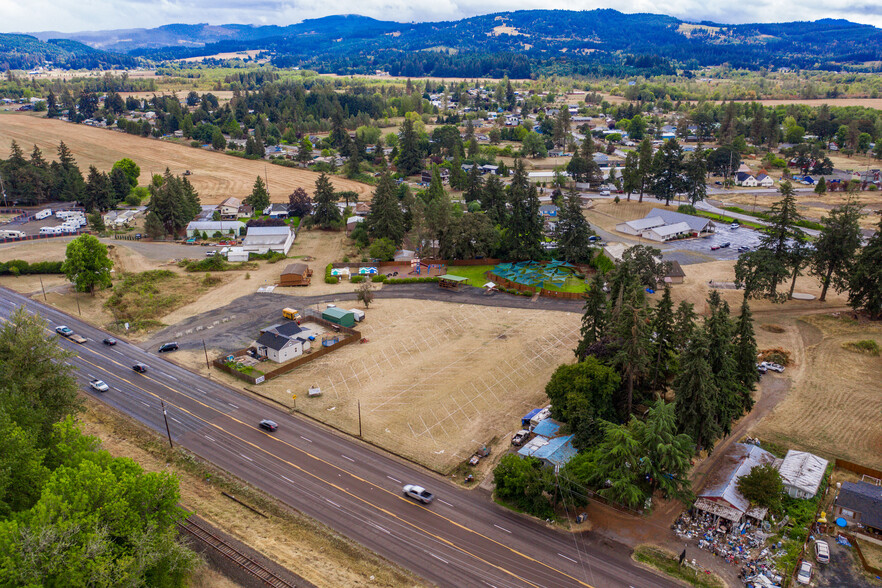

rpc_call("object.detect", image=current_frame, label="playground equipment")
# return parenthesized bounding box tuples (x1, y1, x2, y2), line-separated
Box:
(491, 260, 578, 289)
(322, 333, 340, 347)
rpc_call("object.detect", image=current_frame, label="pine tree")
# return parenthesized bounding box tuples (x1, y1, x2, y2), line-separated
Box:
(83, 166, 113, 212)
(733, 298, 759, 413)
(397, 117, 422, 176)
(575, 273, 608, 360)
(481, 174, 507, 226)
(760, 181, 804, 298)
(612, 284, 651, 416)
(555, 186, 593, 263)
(810, 197, 863, 302)
(622, 151, 640, 200)
(245, 176, 270, 212)
(703, 291, 742, 433)
(579, 137, 602, 186)
(649, 285, 677, 391)
(637, 137, 654, 203)
(53, 141, 85, 202)
(672, 301, 697, 352)
(502, 159, 543, 260)
(311, 172, 341, 229)
(650, 138, 687, 206)
(464, 165, 483, 204)
(366, 172, 405, 245)
(633, 401, 694, 501)
(684, 150, 708, 205)
(848, 216, 882, 319)
(674, 332, 722, 451)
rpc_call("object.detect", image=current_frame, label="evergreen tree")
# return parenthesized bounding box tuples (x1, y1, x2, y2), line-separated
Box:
(633, 401, 694, 502)
(298, 138, 313, 164)
(502, 159, 543, 260)
(650, 138, 687, 206)
(554, 186, 593, 263)
(673, 332, 722, 451)
(245, 176, 270, 212)
(366, 172, 405, 245)
(83, 166, 113, 212)
(733, 298, 759, 412)
(612, 284, 651, 416)
(649, 285, 676, 391)
(144, 211, 166, 239)
(397, 117, 422, 176)
(579, 137, 603, 186)
(637, 137, 654, 203)
(147, 169, 201, 237)
(481, 173, 507, 226)
(464, 165, 483, 204)
(684, 150, 708, 205)
(810, 197, 863, 302)
(109, 166, 131, 205)
(621, 151, 640, 200)
(311, 172, 341, 229)
(703, 291, 742, 433)
(53, 141, 85, 203)
(46, 90, 59, 118)
(848, 216, 882, 319)
(575, 273, 609, 360)
(672, 301, 697, 352)
(759, 181, 804, 298)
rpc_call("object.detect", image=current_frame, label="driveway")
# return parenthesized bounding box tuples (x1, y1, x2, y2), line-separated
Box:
(814, 539, 879, 587)
(660, 224, 765, 265)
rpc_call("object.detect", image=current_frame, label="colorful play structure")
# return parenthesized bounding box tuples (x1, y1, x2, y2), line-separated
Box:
(409, 257, 446, 276)
(490, 260, 580, 289)
(322, 333, 340, 347)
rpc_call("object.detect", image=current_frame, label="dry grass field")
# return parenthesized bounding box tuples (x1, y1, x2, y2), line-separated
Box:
(0, 113, 372, 204)
(752, 314, 882, 470)
(251, 298, 580, 473)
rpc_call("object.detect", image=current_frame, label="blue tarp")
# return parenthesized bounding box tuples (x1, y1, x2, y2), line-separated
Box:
(522, 408, 541, 426)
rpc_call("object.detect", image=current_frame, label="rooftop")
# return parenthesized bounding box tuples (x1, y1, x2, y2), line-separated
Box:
(837, 481, 882, 529)
(778, 450, 828, 495)
(698, 443, 776, 515)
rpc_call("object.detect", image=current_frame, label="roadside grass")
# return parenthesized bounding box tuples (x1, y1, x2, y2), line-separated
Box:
(632, 545, 724, 588)
(692, 210, 766, 230)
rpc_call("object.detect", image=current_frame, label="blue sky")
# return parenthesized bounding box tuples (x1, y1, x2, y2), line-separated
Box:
(3, 0, 881, 34)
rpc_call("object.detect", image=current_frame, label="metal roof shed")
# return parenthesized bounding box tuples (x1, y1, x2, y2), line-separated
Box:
(778, 450, 829, 499)
(322, 307, 355, 328)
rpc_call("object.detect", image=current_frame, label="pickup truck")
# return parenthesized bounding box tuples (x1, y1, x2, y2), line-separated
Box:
(69, 334, 87, 344)
(403, 484, 435, 504)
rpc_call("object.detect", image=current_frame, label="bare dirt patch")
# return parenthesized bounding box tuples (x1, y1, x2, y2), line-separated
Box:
(752, 314, 882, 469)
(0, 113, 372, 204)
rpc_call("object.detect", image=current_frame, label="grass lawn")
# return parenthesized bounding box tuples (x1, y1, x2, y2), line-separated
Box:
(541, 276, 589, 293)
(633, 546, 724, 588)
(446, 265, 494, 287)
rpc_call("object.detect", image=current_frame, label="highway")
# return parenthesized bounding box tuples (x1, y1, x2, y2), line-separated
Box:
(0, 287, 676, 588)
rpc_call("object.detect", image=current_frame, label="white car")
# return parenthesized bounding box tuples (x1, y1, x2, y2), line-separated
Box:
(89, 379, 109, 392)
(815, 540, 830, 564)
(403, 484, 435, 504)
(761, 361, 785, 373)
(796, 560, 813, 584)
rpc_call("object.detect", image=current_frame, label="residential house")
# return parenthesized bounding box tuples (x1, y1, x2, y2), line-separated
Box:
(186, 220, 245, 238)
(279, 262, 312, 287)
(242, 225, 295, 255)
(218, 197, 241, 220)
(665, 260, 686, 284)
(262, 203, 290, 218)
(539, 204, 560, 219)
(261, 322, 312, 350)
(832, 481, 882, 534)
(517, 419, 577, 470)
(346, 216, 365, 233)
(255, 331, 304, 363)
(777, 450, 828, 499)
(736, 172, 758, 187)
(693, 443, 778, 525)
(593, 153, 609, 167)
(237, 204, 254, 218)
(755, 173, 775, 188)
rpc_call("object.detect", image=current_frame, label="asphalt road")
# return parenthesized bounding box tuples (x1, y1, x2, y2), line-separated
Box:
(0, 287, 676, 588)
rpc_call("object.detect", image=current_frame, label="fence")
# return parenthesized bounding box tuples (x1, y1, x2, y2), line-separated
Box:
(488, 271, 588, 301)
(0, 229, 89, 245)
(835, 459, 882, 481)
(330, 258, 502, 269)
(213, 311, 362, 384)
(841, 532, 882, 577)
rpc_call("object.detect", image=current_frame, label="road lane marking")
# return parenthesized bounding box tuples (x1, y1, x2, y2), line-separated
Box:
(205, 435, 216, 442)
(341, 454, 355, 462)
(325, 499, 341, 508)
(558, 553, 578, 563)
(69, 351, 592, 588)
(166, 374, 178, 381)
(140, 401, 150, 407)
(369, 523, 391, 535)
(494, 524, 511, 534)
(240, 454, 253, 462)
(387, 475, 401, 483)
(228, 403, 239, 409)
(281, 475, 294, 484)
(300, 436, 312, 443)
(171, 417, 182, 424)
(437, 499, 453, 507)
(113, 387, 122, 392)
(430, 553, 449, 564)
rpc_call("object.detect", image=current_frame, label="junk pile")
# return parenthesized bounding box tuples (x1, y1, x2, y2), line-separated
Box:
(673, 512, 784, 587)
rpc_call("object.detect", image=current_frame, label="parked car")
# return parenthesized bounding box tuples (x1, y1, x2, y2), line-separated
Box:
(796, 560, 813, 584)
(158, 342, 179, 353)
(259, 419, 278, 432)
(761, 361, 785, 373)
(103, 337, 117, 346)
(711, 244, 721, 251)
(730, 223, 740, 229)
(205, 250, 216, 257)
(815, 540, 830, 564)
(738, 246, 751, 252)
(89, 379, 109, 392)
(511, 429, 530, 446)
(757, 363, 768, 375)
(403, 484, 435, 504)
(719, 242, 731, 248)
(132, 363, 148, 373)
(55, 325, 74, 337)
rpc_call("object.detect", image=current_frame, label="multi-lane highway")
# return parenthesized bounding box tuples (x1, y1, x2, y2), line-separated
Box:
(0, 287, 675, 588)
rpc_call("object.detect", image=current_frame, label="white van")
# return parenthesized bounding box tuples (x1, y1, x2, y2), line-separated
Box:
(34, 209, 52, 220)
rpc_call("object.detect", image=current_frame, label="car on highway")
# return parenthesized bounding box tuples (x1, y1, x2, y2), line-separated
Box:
(815, 540, 830, 564)
(796, 560, 813, 584)
(89, 379, 109, 392)
(158, 342, 179, 353)
(403, 484, 434, 504)
(69, 333, 87, 344)
(55, 325, 74, 337)
(132, 363, 148, 373)
(511, 429, 530, 446)
(103, 337, 117, 346)
(259, 419, 278, 432)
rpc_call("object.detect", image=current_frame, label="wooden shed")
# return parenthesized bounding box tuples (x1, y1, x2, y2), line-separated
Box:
(280, 263, 312, 287)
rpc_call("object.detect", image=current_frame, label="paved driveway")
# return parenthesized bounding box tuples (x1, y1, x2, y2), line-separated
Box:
(661, 225, 764, 265)
(813, 539, 879, 587)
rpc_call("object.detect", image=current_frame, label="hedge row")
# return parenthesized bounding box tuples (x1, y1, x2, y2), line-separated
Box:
(385, 277, 439, 284)
(0, 260, 65, 275)
(325, 263, 338, 284)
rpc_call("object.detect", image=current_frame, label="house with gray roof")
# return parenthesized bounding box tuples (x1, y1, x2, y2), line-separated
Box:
(777, 450, 828, 499)
(243, 225, 295, 255)
(693, 443, 778, 524)
(616, 216, 665, 236)
(647, 208, 715, 235)
(833, 481, 882, 533)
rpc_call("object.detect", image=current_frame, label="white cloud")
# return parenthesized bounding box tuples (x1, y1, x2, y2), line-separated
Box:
(2, 0, 881, 34)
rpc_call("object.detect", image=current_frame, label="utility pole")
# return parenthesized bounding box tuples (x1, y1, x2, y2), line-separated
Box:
(161, 400, 173, 449)
(39, 276, 47, 301)
(202, 338, 210, 371)
(357, 399, 362, 438)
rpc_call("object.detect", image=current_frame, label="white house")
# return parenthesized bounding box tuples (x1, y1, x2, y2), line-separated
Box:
(242, 225, 295, 255)
(736, 172, 758, 187)
(777, 450, 829, 499)
(642, 221, 692, 242)
(616, 216, 665, 236)
(255, 331, 303, 363)
(217, 197, 241, 220)
(755, 173, 775, 188)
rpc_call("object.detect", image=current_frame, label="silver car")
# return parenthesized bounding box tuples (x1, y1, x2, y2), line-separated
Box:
(797, 560, 813, 584)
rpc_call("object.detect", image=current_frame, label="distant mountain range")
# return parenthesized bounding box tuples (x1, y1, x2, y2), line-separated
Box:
(6, 10, 882, 77)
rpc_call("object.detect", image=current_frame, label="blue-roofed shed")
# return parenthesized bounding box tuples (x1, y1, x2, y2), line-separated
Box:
(517, 434, 577, 470)
(521, 408, 541, 426)
(532, 419, 562, 438)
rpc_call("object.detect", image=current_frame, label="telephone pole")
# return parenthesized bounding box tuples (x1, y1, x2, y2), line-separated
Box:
(161, 400, 173, 449)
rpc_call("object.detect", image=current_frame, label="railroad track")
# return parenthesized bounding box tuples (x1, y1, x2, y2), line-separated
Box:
(178, 517, 300, 588)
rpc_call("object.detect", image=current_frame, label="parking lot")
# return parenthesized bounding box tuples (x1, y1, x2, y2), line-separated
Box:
(661, 224, 765, 265)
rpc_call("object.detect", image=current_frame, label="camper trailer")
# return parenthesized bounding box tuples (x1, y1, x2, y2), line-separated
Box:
(0, 230, 26, 239)
(34, 209, 52, 220)
(39, 226, 61, 235)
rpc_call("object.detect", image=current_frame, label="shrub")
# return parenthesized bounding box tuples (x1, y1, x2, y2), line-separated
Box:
(590, 254, 615, 274)
(0, 260, 64, 275)
(371, 273, 387, 283)
(677, 204, 697, 215)
(759, 347, 790, 365)
(385, 277, 439, 284)
(350, 275, 365, 283)
(325, 263, 338, 284)
(843, 339, 881, 355)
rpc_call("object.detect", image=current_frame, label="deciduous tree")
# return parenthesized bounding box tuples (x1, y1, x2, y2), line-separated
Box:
(62, 234, 113, 294)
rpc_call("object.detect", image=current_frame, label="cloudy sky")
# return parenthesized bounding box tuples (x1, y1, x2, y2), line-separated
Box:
(3, 0, 881, 34)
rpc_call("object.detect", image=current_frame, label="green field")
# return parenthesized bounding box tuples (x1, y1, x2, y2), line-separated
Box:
(446, 265, 494, 286)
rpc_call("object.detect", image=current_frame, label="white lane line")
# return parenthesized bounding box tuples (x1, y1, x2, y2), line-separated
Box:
(430, 553, 449, 564)
(240, 454, 253, 462)
(166, 374, 178, 381)
(341, 454, 355, 462)
(280, 475, 294, 484)
(170, 417, 182, 424)
(195, 388, 206, 394)
(558, 553, 578, 563)
(140, 401, 150, 407)
(87, 374, 95, 379)
(387, 475, 401, 483)
(300, 436, 312, 443)
(227, 403, 239, 409)
(369, 522, 391, 535)
(493, 524, 512, 534)
(481, 581, 499, 588)
(112, 349, 123, 355)
(205, 435, 216, 442)
(437, 499, 453, 507)
(112, 387, 122, 392)
(325, 499, 341, 508)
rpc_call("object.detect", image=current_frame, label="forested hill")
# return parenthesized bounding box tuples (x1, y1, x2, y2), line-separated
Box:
(18, 10, 882, 77)
(0, 34, 138, 70)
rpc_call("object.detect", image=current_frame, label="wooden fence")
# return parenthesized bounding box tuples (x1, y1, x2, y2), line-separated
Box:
(836, 459, 882, 481)
(488, 272, 588, 301)
(212, 350, 261, 385)
(841, 532, 882, 577)
(331, 258, 502, 269)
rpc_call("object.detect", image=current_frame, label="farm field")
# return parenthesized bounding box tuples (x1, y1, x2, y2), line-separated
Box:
(751, 314, 882, 470)
(0, 113, 372, 204)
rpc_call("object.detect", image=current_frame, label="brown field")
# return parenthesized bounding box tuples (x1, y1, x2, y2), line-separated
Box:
(0, 113, 372, 204)
(752, 314, 882, 470)
(725, 98, 882, 109)
(180, 50, 262, 63)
